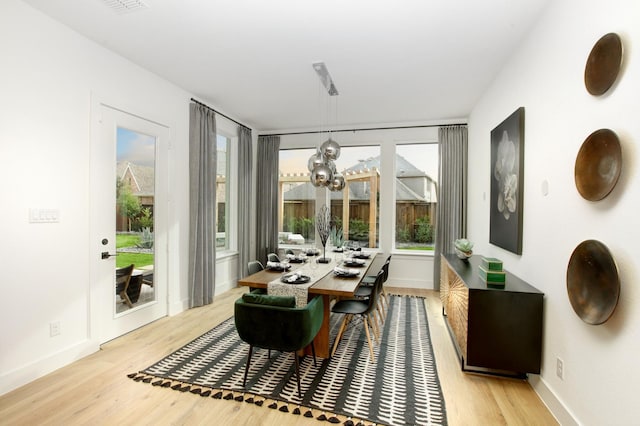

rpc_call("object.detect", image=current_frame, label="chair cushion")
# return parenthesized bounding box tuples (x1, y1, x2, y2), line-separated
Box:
(242, 292, 296, 308)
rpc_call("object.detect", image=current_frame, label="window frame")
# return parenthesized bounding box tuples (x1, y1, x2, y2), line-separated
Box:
(215, 120, 238, 257)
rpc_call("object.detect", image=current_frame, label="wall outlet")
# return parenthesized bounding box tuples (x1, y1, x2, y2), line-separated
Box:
(556, 357, 564, 380)
(50, 321, 61, 337)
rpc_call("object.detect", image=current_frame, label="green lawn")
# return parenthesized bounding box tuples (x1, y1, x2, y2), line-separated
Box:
(116, 233, 154, 268)
(116, 252, 154, 269)
(116, 234, 140, 248)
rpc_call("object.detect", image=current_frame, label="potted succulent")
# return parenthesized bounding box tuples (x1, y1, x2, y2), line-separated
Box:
(454, 238, 473, 261)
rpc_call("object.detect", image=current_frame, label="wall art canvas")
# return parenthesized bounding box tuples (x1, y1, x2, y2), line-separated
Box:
(490, 107, 524, 255)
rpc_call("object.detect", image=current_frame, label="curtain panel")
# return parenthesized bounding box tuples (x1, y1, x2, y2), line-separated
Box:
(255, 135, 280, 265)
(188, 102, 217, 307)
(237, 126, 253, 278)
(433, 125, 468, 290)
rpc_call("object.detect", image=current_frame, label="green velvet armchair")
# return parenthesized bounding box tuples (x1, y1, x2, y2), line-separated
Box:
(234, 293, 323, 397)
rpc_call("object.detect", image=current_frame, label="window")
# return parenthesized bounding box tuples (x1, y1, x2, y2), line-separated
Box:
(331, 146, 380, 249)
(394, 143, 438, 251)
(278, 145, 380, 249)
(216, 134, 230, 249)
(279, 148, 316, 246)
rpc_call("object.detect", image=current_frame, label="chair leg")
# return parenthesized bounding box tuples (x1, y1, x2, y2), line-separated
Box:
(331, 314, 349, 358)
(119, 291, 133, 308)
(311, 340, 317, 367)
(362, 316, 375, 362)
(369, 311, 380, 343)
(293, 352, 301, 398)
(243, 345, 253, 387)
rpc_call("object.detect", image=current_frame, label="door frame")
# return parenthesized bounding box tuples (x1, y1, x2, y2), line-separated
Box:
(89, 94, 170, 344)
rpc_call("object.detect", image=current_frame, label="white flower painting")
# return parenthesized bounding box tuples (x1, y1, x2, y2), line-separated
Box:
(490, 108, 524, 255)
(494, 130, 518, 220)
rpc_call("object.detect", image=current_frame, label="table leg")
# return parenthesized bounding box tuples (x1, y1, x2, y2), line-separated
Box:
(303, 294, 331, 358)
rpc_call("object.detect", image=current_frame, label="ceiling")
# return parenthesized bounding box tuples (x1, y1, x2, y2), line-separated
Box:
(23, 0, 550, 132)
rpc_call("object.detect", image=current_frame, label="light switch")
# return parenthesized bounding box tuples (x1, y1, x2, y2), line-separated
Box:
(29, 208, 60, 223)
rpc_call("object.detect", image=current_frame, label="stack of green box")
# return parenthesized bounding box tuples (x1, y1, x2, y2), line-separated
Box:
(479, 257, 505, 288)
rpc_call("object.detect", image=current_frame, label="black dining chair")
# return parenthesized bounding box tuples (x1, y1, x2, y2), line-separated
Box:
(331, 269, 384, 362)
(248, 260, 264, 275)
(355, 255, 391, 324)
(267, 253, 281, 263)
(247, 260, 265, 294)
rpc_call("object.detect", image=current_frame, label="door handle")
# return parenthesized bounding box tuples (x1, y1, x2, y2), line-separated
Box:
(101, 251, 118, 259)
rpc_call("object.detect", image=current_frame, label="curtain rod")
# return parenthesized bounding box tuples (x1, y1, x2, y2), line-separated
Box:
(258, 122, 467, 137)
(190, 98, 252, 131)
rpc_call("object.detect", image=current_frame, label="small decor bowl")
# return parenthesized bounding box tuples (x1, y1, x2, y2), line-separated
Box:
(454, 247, 473, 261)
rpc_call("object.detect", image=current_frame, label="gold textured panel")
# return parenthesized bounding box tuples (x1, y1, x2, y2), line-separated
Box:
(440, 256, 469, 358)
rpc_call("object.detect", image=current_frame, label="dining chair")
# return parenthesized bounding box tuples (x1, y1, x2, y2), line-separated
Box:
(355, 255, 391, 323)
(267, 252, 281, 263)
(235, 293, 324, 397)
(247, 260, 265, 294)
(285, 248, 295, 256)
(248, 260, 264, 275)
(331, 269, 384, 362)
(115, 264, 135, 308)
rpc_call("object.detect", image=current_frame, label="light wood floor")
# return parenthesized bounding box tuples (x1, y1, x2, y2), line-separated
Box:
(0, 287, 558, 426)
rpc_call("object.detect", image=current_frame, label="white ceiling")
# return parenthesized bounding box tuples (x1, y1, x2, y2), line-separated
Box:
(23, 0, 550, 132)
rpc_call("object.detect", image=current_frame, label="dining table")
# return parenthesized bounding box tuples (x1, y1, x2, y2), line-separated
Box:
(237, 252, 384, 358)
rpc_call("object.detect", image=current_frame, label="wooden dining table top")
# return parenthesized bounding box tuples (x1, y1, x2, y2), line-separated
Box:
(238, 253, 384, 298)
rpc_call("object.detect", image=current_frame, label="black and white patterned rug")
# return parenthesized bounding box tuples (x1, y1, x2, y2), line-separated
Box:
(128, 295, 447, 425)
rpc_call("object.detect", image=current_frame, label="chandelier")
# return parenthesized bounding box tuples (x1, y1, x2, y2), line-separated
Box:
(308, 62, 346, 192)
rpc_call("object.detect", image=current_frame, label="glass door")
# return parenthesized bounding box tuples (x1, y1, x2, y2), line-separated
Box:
(90, 104, 168, 343)
(115, 127, 156, 314)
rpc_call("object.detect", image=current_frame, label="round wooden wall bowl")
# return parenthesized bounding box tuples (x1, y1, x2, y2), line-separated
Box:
(574, 128, 621, 201)
(566, 240, 620, 325)
(584, 32, 623, 96)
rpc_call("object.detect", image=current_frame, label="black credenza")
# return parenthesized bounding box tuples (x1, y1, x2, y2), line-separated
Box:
(440, 254, 543, 377)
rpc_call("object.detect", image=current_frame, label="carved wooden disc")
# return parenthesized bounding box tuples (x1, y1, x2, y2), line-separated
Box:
(567, 240, 620, 325)
(584, 33, 623, 96)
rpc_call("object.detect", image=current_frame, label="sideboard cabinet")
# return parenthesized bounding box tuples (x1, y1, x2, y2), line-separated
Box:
(440, 254, 543, 377)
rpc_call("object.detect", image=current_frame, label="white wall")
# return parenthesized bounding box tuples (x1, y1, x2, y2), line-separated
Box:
(467, 0, 640, 424)
(278, 126, 453, 289)
(0, 0, 249, 395)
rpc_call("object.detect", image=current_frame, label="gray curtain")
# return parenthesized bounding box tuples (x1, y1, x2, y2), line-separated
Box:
(255, 135, 280, 265)
(237, 126, 253, 278)
(433, 125, 468, 290)
(188, 102, 217, 307)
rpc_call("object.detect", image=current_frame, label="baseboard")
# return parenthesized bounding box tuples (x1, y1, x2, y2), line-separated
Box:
(215, 280, 235, 296)
(529, 375, 579, 426)
(0, 339, 99, 397)
(389, 277, 434, 289)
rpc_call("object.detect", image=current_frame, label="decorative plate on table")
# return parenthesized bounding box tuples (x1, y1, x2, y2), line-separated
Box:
(305, 249, 320, 256)
(267, 263, 291, 272)
(280, 273, 311, 285)
(333, 268, 360, 278)
(343, 259, 366, 267)
(353, 253, 371, 259)
(288, 257, 307, 263)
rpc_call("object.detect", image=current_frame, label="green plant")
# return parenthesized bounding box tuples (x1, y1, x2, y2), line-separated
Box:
(348, 219, 369, 241)
(454, 238, 474, 253)
(329, 225, 344, 247)
(134, 207, 153, 231)
(137, 227, 154, 249)
(396, 225, 411, 243)
(116, 178, 141, 232)
(415, 217, 433, 243)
